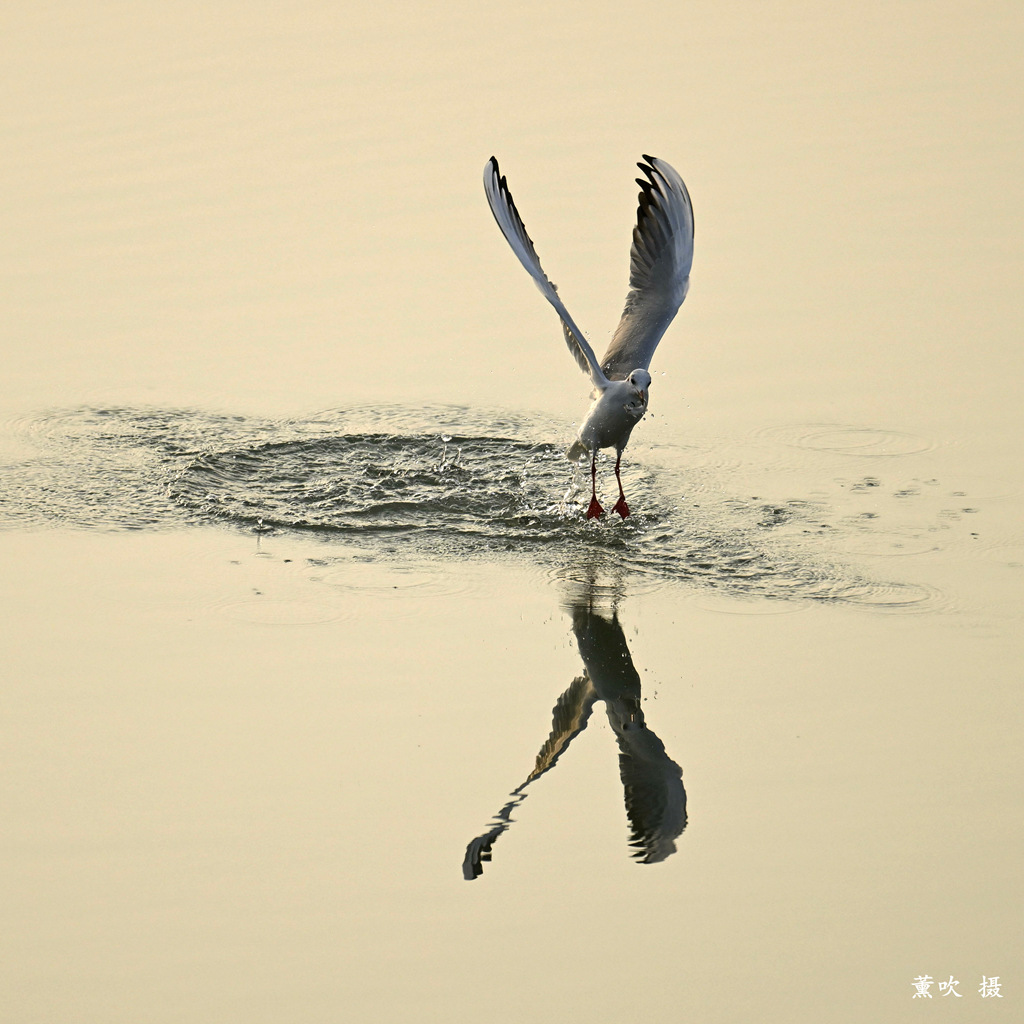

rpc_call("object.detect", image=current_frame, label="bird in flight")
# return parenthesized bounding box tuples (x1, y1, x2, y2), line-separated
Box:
(483, 154, 694, 518)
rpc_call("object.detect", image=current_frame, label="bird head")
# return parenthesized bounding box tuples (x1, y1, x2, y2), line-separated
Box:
(627, 369, 652, 405)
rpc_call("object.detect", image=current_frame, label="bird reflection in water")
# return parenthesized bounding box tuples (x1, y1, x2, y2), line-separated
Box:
(463, 588, 686, 879)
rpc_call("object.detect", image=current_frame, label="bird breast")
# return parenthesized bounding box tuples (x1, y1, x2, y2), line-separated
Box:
(578, 384, 648, 452)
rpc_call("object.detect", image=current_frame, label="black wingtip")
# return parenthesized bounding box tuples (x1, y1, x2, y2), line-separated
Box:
(637, 157, 663, 184)
(487, 156, 510, 197)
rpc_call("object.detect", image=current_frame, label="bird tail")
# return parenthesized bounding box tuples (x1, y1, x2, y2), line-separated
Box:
(565, 439, 588, 462)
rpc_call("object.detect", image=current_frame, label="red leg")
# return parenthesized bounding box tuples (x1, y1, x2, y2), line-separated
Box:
(585, 452, 604, 519)
(611, 451, 630, 518)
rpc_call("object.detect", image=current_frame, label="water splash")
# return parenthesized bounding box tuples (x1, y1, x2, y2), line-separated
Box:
(0, 404, 956, 611)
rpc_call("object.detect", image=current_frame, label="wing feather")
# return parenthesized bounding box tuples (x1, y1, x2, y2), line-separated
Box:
(484, 157, 609, 387)
(599, 156, 694, 380)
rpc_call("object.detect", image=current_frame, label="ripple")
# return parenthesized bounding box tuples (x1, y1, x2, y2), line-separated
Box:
(758, 424, 937, 457)
(980, 544, 1024, 568)
(549, 559, 666, 603)
(314, 558, 481, 602)
(823, 580, 945, 612)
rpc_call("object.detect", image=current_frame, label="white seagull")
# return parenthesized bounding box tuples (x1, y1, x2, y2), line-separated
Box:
(484, 154, 694, 518)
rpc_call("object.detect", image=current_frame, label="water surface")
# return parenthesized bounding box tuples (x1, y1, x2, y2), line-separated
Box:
(2, 2, 1021, 1022)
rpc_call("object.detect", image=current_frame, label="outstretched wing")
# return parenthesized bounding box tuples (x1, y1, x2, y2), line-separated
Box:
(484, 157, 609, 388)
(599, 156, 694, 380)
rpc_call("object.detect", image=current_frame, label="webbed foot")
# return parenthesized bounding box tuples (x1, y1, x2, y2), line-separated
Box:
(585, 497, 605, 519)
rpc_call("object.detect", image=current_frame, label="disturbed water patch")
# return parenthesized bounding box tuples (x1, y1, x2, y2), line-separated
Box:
(170, 432, 572, 541)
(0, 405, 962, 611)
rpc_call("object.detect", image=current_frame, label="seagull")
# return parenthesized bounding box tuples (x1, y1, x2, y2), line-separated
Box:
(484, 154, 694, 518)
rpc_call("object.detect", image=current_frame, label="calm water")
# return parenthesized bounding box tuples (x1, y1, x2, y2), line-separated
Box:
(3, 3, 1022, 1022)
